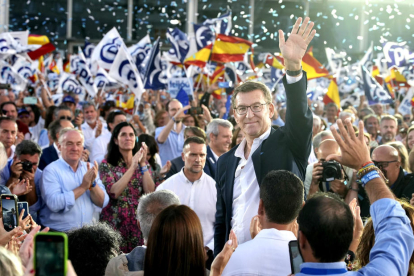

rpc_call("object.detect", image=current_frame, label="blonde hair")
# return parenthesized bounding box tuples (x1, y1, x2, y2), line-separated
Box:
(0, 247, 23, 276)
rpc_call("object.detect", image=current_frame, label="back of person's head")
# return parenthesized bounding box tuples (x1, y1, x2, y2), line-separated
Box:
(298, 192, 354, 262)
(0, 246, 23, 276)
(184, 126, 207, 140)
(67, 222, 122, 276)
(144, 205, 206, 276)
(312, 130, 333, 149)
(107, 122, 138, 166)
(48, 119, 68, 142)
(15, 140, 42, 158)
(356, 199, 414, 273)
(137, 190, 181, 243)
(260, 170, 304, 224)
(44, 105, 57, 128)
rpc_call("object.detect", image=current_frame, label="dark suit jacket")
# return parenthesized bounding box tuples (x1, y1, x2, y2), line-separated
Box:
(38, 144, 59, 171)
(214, 73, 312, 255)
(165, 146, 217, 179)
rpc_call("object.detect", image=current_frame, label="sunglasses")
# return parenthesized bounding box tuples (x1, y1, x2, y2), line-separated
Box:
(373, 160, 398, 169)
(59, 116, 72, 120)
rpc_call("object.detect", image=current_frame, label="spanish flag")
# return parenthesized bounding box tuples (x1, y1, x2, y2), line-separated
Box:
(323, 79, 340, 108)
(27, 34, 56, 60)
(302, 52, 330, 80)
(210, 65, 225, 84)
(184, 44, 212, 68)
(264, 53, 284, 69)
(211, 34, 253, 63)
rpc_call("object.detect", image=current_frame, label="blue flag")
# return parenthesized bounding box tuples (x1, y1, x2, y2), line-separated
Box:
(144, 37, 167, 90)
(176, 87, 189, 107)
(203, 9, 232, 35)
(193, 24, 214, 51)
(361, 66, 393, 105)
(167, 28, 190, 64)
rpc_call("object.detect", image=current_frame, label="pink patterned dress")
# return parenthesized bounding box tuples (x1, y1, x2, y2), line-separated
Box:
(99, 159, 155, 253)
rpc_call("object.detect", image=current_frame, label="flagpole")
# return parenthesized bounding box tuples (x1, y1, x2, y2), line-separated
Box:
(195, 71, 203, 92)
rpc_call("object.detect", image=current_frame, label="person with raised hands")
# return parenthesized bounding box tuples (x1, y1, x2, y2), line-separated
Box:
(294, 118, 414, 276)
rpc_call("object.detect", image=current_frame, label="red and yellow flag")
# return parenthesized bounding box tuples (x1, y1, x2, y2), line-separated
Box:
(323, 79, 340, 108)
(184, 44, 212, 68)
(211, 34, 253, 63)
(264, 53, 284, 69)
(302, 52, 330, 80)
(27, 34, 56, 60)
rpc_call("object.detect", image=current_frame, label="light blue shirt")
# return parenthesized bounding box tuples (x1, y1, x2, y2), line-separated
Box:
(155, 125, 185, 166)
(38, 129, 50, 149)
(39, 158, 109, 232)
(296, 198, 414, 276)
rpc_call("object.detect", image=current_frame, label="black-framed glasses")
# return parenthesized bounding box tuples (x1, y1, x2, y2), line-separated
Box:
(373, 160, 399, 169)
(59, 116, 72, 121)
(234, 103, 269, 115)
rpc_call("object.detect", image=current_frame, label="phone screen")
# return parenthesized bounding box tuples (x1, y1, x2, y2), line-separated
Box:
(289, 240, 303, 274)
(17, 202, 29, 220)
(23, 97, 38, 105)
(35, 235, 66, 276)
(1, 195, 18, 232)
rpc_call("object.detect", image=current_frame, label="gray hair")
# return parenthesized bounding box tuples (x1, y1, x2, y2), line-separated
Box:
(313, 130, 333, 149)
(325, 102, 338, 111)
(58, 128, 84, 145)
(82, 102, 96, 112)
(15, 140, 42, 158)
(360, 107, 374, 116)
(54, 105, 73, 119)
(137, 190, 180, 243)
(339, 111, 355, 121)
(206, 119, 233, 142)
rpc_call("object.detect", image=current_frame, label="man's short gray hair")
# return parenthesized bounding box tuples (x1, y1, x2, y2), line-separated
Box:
(137, 190, 180, 243)
(82, 102, 96, 112)
(205, 119, 233, 142)
(313, 130, 333, 149)
(58, 128, 84, 145)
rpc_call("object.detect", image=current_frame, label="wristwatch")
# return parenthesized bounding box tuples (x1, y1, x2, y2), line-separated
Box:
(286, 67, 302, 76)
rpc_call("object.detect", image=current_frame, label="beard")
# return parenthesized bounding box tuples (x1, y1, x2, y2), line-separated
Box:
(382, 132, 395, 142)
(86, 118, 96, 125)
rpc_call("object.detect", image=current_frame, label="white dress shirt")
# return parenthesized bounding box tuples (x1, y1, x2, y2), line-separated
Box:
(90, 132, 112, 165)
(222, 228, 296, 276)
(156, 168, 217, 249)
(232, 128, 271, 244)
(81, 121, 109, 151)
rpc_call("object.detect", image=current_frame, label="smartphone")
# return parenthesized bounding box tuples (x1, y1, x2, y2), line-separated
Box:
(23, 96, 38, 105)
(188, 107, 203, 115)
(0, 194, 19, 232)
(74, 109, 80, 118)
(218, 81, 232, 88)
(289, 240, 303, 274)
(17, 202, 29, 220)
(34, 232, 68, 276)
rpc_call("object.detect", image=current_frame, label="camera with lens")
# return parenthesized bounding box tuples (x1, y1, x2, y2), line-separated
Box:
(321, 161, 342, 182)
(20, 161, 33, 172)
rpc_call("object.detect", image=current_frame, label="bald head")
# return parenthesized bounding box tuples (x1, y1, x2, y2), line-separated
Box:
(372, 145, 399, 161)
(317, 139, 341, 161)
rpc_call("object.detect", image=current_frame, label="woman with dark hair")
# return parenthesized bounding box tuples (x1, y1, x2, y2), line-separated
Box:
(22, 105, 45, 144)
(99, 122, 155, 253)
(230, 127, 245, 148)
(183, 114, 199, 127)
(141, 205, 208, 276)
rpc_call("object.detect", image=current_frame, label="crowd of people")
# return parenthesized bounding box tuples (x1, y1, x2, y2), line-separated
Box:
(0, 16, 414, 276)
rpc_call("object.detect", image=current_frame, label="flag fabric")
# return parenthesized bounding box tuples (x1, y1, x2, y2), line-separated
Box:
(94, 67, 117, 89)
(12, 57, 36, 79)
(325, 48, 346, 75)
(82, 41, 96, 59)
(360, 42, 374, 73)
(401, 65, 414, 86)
(57, 72, 84, 95)
(77, 51, 97, 97)
(203, 9, 232, 35)
(398, 87, 414, 115)
(144, 37, 167, 90)
(0, 60, 28, 91)
(63, 60, 70, 72)
(323, 79, 341, 108)
(128, 35, 152, 68)
(193, 24, 214, 50)
(263, 53, 284, 70)
(176, 87, 189, 107)
(210, 64, 225, 84)
(27, 34, 55, 60)
(184, 44, 212, 68)
(109, 47, 144, 99)
(91, 27, 124, 70)
(361, 66, 393, 105)
(9, 31, 29, 46)
(302, 52, 330, 80)
(383, 42, 414, 68)
(211, 34, 253, 63)
(166, 28, 190, 64)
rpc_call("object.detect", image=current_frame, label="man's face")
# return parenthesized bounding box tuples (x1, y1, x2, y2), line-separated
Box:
(84, 106, 97, 124)
(183, 116, 195, 127)
(157, 112, 169, 127)
(59, 131, 83, 163)
(210, 126, 232, 155)
(326, 106, 337, 120)
(380, 119, 397, 142)
(57, 110, 73, 121)
(18, 153, 39, 173)
(372, 149, 400, 181)
(366, 117, 379, 135)
(372, 104, 383, 116)
(182, 143, 206, 174)
(63, 102, 76, 113)
(213, 97, 227, 112)
(0, 121, 17, 148)
(233, 90, 273, 139)
(108, 114, 127, 132)
(167, 101, 183, 119)
(18, 112, 31, 126)
(2, 104, 17, 119)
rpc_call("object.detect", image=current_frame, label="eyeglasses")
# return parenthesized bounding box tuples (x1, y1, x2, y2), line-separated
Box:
(59, 116, 72, 120)
(234, 103, 269, 115)
(373, 160, 398, 169)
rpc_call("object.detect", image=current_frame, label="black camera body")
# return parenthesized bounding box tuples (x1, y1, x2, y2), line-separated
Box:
(321, 161, 342, 182)
(20, 161, 33, 172)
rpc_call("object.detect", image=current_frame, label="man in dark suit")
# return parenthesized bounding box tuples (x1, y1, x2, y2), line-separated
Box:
(38, 119, 73, 170)
(214, 17, 315, 256)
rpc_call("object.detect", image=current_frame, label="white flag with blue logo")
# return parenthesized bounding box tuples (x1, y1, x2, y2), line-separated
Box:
(94, 67, 118, 89)
(12, 57, 36, 79)
(0, 60, 28, 91)
(203, 9, 232, 35)
(383, 42, 414, 68)
(361, 66, 392, 105)
(77, 51, 97, 97)
(91, 27, 125, 70)
(128, 35, 152, 67)
(166, 28, 190, 64)
(57, 72, 86, 101)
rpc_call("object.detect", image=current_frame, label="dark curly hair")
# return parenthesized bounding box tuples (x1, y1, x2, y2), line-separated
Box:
(67, 222, 122, 276)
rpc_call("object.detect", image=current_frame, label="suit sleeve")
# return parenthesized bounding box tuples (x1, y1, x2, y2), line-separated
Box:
(283, 72, 313, 162)
(38, 153, 47, 171)
(214, 157, 226, 257)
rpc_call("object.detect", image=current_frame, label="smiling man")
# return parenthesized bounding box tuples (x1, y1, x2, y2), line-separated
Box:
(214, 17, 315, 255)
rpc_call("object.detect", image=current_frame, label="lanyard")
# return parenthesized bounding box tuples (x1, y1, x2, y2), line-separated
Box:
(300, 267, 347, 275)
